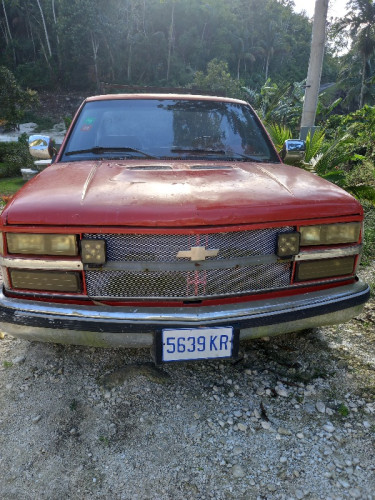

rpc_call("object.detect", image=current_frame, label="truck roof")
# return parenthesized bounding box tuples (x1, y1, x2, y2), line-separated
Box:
(85, 93, 248, 106)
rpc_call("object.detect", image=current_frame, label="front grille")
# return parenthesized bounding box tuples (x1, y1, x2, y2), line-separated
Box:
(83, 229, 293, 299)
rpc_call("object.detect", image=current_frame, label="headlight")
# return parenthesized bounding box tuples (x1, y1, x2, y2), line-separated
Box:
(6, 233, 78, 256)
(300, 223, 361, 246)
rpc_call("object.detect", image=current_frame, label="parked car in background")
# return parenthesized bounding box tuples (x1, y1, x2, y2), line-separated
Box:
(0, 93, 369, 363)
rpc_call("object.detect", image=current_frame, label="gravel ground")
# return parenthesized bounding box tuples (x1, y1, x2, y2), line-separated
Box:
(0, 266, 374, 500)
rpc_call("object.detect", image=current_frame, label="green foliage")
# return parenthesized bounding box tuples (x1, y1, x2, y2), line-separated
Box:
(192, 59, 244, 98)
(337, 403, 349, 417)
(311, 107, 375, 204)
(361, 202, 375, 265)
(0, 134, 34, 178)
(316, 96, 342, 123)
(0, 66, 38, 130)
(70, 399, 78, 411)
(99, 436, 110, 446)
(63, 116, 73, 129)
(304, 128, 325, 163)
(266, 123, 292, 151)
(333, 0, 375, 109)
(325, 106, 375, 160)
(245, 79, 305, 133)
(15, 61, 54, 90)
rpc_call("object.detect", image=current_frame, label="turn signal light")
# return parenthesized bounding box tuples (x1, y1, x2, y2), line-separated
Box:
(296, 256, 355, 281)
(10, 270, 81, 293)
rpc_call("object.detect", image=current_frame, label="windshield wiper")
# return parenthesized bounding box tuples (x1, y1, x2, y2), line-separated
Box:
(171, 147, 227, 155)
(171, 147, 265, 162)
(65, 146, 157, 159)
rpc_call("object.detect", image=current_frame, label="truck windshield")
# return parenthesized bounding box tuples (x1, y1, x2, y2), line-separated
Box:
(61, 98, 279, 163)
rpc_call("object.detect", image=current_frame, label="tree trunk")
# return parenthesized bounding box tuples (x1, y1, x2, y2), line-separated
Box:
(359, 54, 367, 109)
(166, 2, 175, 82)
(0, 18, 8, 44)
(91, 32, 100, 93)
(127, 42, 132, 82)
(38, 33, 52, 69)
(265, 52, 270, 81)
(25, 2, 37, 59)
(51, 0, 60, 45)
(1, 0, 11, 43)
(36, 0, 52, 58)
(1, 0, 16, 64)
(300, 0, 329, 134)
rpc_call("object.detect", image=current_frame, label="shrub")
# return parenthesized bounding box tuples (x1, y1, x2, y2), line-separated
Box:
(0, 134, 34, 177)
(0, 66, 38, 130)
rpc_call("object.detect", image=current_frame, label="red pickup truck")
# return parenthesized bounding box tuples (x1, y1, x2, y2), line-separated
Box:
(0, 94, 369, 363)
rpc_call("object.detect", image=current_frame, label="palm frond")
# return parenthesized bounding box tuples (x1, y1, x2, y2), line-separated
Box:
(266, 123, 292, 151)
(304, 129, 325, 163)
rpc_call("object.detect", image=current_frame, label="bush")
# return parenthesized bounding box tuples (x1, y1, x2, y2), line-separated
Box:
(0, 134, 34, 178)
(362, 202, 375, 266)
(0, 66, 38, 130)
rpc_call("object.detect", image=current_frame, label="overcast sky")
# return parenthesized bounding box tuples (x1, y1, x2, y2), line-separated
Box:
(293, 0, 349, 19)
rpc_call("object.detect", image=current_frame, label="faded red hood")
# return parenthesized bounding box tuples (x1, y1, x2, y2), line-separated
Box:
(2, 160, 362, 226)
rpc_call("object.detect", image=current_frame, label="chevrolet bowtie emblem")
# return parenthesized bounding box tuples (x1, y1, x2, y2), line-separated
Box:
(177, 246, 219, 261)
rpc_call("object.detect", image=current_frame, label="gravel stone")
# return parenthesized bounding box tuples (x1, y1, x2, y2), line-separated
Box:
(323, 423, 336, 433)
(232, 465, 245, 478)
(348, 488, 362, 498)
(316, 401, 326, 413)
(12, 355, 26, 364)
(237, 423, 247, 432)
(275, 385, 288, 397)
(0, 264, 374, 499)
(278, 427, 292, 436)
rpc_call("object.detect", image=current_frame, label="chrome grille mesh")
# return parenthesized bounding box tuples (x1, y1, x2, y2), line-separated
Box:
(83, 229, 293, 299)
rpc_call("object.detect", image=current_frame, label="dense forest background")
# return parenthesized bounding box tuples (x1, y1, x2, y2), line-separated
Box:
(0, 0, 373, 113)
(1, 0, 319, 89)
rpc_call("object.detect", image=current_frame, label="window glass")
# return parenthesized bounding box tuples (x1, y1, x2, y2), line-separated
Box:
(61, 99, 279, 163)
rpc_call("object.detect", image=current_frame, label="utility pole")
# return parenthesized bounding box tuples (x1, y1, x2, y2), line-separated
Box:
(300, 0, 329, 140)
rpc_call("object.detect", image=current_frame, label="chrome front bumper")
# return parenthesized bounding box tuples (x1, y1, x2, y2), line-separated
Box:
(0, 281, 369, 348)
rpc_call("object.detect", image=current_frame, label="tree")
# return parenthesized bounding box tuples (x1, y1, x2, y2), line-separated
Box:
(300, 0, 329, 135)
(193, 59, 244, 98)
(335, 0, 375, 108)
(36, 0, 52, 58)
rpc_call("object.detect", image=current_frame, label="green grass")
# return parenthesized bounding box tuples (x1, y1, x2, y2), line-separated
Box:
(0, 176, 26, 196)
(337, 403, 349, 417)
(99, 436, 110, 446)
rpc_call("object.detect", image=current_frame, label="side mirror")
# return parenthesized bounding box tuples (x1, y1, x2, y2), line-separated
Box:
(29, 135, 54, 160)
(280, 139, 305, 164)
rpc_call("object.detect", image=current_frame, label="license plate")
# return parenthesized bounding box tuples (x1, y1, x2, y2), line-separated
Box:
(156, 327, 239, 363)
